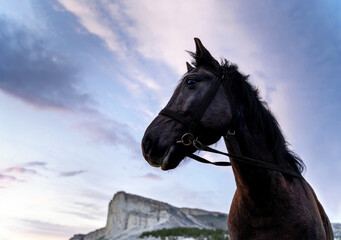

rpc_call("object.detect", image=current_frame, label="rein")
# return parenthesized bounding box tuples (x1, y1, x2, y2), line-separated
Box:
(177, 132, 302, 178)
(160, 68, 302, 178)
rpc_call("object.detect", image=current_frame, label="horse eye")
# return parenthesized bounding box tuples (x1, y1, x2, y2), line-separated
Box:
(186, 78, 197, 88)
(187, 79, 196, 85)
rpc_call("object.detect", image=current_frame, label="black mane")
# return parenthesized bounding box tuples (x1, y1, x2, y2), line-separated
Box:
(221, 60, 305, 173)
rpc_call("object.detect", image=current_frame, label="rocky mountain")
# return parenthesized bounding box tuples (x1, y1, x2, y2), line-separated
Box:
(70, 191, 341, 240)
(70, 191, 227, 240)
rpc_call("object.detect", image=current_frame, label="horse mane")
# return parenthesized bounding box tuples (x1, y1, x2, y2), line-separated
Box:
(189, 51, 305, 173)
(223, 60, 305, 173)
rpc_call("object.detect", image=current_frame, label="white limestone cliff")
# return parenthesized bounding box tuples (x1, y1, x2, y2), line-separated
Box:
(70, 191, 227, 240)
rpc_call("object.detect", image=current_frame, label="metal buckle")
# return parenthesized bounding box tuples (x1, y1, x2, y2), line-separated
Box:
(193, 138, 203, 150)
(227, 130, 236, 136)
(221, 70, 226, 80)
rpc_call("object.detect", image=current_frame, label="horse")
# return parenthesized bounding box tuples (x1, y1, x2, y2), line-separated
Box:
(141, 38, 333, 239)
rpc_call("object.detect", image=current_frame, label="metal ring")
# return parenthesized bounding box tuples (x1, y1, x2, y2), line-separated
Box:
(176, 133, 194, 146)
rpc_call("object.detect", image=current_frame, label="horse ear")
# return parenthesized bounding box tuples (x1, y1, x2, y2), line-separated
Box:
(186, 62, 194, 72)
(194, 38, 207, 57)
(193, 38, 220, 69)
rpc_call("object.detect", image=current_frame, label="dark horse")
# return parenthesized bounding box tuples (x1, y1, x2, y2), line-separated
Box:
(141, 38, 333, 239)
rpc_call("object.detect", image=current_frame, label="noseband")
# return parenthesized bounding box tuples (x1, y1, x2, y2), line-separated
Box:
(159, 68, 302, 178)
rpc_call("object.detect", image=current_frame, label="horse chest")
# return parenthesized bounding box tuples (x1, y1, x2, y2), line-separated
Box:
(227, 190, 327, 240)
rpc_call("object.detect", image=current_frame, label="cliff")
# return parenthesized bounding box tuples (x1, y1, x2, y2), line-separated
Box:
(70, 191, 227, 240)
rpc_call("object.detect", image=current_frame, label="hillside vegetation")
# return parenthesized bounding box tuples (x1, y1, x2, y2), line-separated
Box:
(140, 227, 229, 240)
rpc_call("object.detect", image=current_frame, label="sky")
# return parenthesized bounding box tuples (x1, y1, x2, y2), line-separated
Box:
(0, 0, 340, 239)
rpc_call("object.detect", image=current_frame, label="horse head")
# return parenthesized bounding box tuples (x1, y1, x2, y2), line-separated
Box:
(142, 38, 233, 170)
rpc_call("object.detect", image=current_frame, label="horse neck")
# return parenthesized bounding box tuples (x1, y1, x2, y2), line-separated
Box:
(224, 109, 292, 200)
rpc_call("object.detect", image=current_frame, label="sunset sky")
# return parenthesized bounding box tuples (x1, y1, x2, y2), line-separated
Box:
(0, 1, 340, 239)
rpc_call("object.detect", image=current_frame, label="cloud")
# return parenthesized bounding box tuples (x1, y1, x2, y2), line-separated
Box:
(0, 174, 19, 182)
(116, 0, 260, 77)
(75, 112, 140, 157)
(60, 210, 102, 220)
(59, 170, 86, 177)
(74, 201, 97, 208)
(60, 201, 106, 220)
(0, 17, 94, 111)
(24, 161, 48, 168)
(0, 165, 43, 188)
(121, 0, 225, 73)
(0, 174, 24, 189)
(55, 0, 167, 96)
(0, 17, 141, 154)
(80, 188, 111, 200)
(4, 167, 38, 175)
(15, 219, 89, 238)
(136, 173, 162, 180)
(57, 0, 126, 56)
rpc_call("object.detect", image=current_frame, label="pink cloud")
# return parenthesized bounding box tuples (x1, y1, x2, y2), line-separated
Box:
(0, 174, 18, 182)
(4, 167, 38, 175)
(0, 174, 23, 189)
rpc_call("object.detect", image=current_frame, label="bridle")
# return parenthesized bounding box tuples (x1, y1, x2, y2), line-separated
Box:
(159, 67, 302, 178)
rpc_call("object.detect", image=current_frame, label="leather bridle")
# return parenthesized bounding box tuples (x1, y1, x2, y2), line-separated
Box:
(159, 68, 302, 178)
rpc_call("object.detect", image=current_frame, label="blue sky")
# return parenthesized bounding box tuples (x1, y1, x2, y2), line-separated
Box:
(0, 1, 340, 239)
